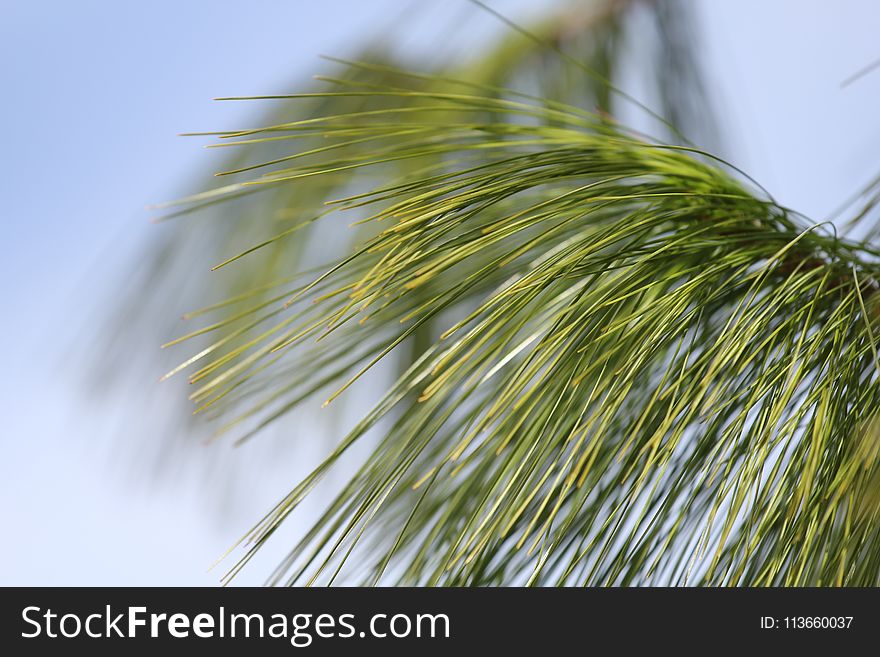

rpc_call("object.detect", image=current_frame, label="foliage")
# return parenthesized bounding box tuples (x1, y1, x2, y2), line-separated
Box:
(145, 1, 880, 585)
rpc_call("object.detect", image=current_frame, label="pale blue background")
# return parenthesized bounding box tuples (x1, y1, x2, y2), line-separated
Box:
(1, 0, 878, 585)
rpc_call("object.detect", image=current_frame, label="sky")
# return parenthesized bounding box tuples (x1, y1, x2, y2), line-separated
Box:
(0, 0, 878, 585)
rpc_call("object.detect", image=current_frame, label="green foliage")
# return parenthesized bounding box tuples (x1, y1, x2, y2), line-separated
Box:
(149, 2, 880, 585)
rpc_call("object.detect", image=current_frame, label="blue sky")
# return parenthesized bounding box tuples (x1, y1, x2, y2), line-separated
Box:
(1, 0, 878, 585)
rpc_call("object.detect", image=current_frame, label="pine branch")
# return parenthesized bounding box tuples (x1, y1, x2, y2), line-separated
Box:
(106, 1, 880, 586)
(151, 60, 880, 585)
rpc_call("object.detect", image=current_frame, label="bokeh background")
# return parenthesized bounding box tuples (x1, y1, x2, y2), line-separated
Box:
(1, 0, 878, 585)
